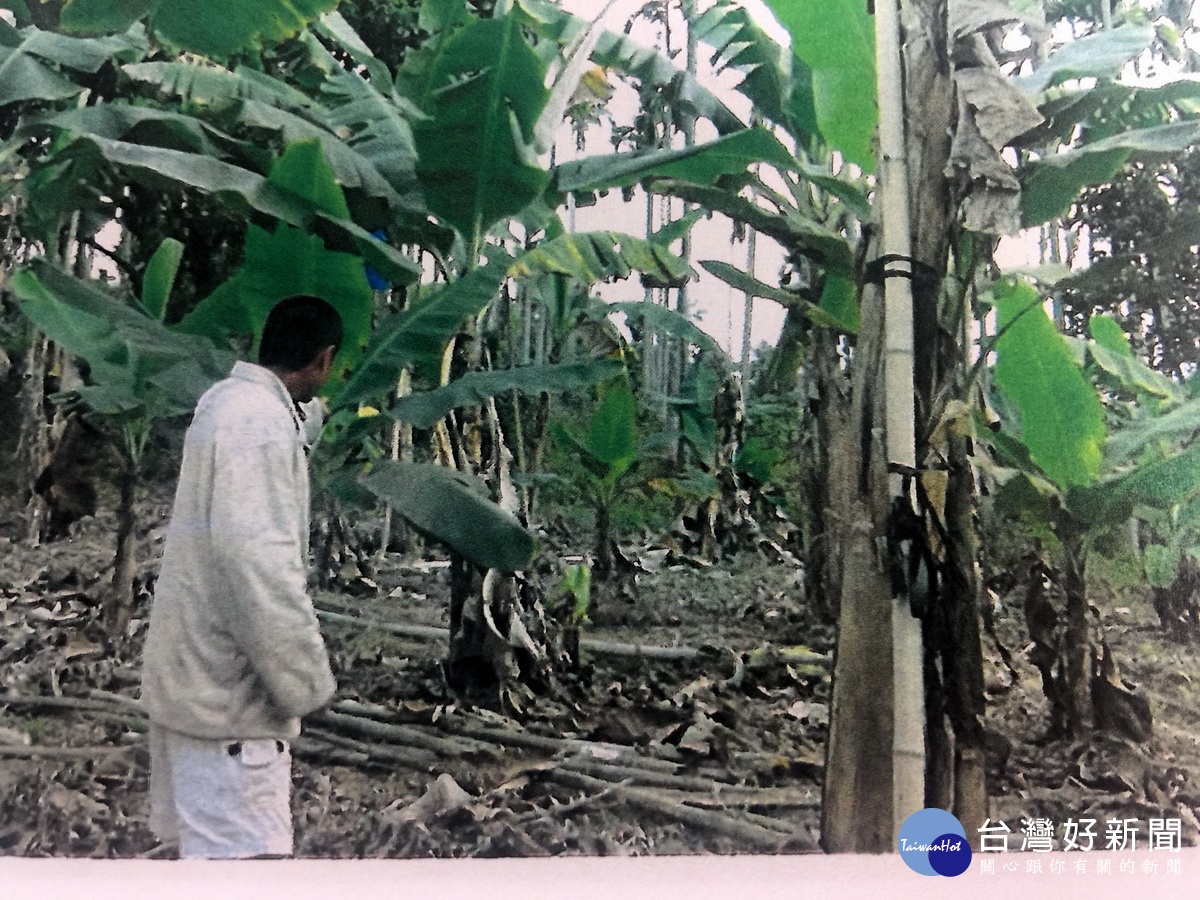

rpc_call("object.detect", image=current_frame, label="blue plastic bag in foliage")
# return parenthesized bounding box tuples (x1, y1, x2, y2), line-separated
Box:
(365, 229, 390, 290)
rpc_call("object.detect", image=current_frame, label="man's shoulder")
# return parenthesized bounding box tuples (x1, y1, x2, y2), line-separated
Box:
(199, 376, 275, 416)
(192, 372, 292, 441)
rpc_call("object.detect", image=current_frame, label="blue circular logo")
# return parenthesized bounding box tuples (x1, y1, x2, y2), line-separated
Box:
(898, 808, 972, 877)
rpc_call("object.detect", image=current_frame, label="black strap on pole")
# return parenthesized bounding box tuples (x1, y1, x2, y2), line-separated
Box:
(864, 254, 940, 289)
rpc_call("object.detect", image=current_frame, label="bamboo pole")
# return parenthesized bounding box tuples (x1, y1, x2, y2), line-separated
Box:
(874, 0, 925, 841)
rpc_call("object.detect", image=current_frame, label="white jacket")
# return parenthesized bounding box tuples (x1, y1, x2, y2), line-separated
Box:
(141, 361, 335, 739)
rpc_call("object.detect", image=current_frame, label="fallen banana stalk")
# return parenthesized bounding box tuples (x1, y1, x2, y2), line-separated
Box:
(556, 757, 755, 794)
(0, 744, 135, 759)
(301, 726, 438, 770)
(0, 693, 148, 733)
(547, 769, 797, 851)
(315, 606, 831, 667)
(0, 692, 816, 811)
(332, 699, 737, 779)
(311, 709, 497, 759)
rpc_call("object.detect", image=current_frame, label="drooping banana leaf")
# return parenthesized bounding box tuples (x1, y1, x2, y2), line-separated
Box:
(554, 127, 795, 195)
(603, 301, 725, 359)
(389, 359, 624, 430)
(0, 22, 146, 106)
(336, 227, 695, 411)
(122, 60, 319, 113)
(11, 260, 235, 421)
(125, 54, 417, 218)
(691, 0, 818, 144)
(231, 99, 411, 220)
(1104, 396, 1200, 465)
(299, 31, 426, 218)
(509, 230, 689, 288)
(658, 180, 856, 276)
(701, 260, 859, 333)
(1017, 77, 1200, 152)
(1016, 24, 1155, 96)
(20, 102, 249, 162)
(335, 254, 513, 408)
(360, 461, 536, 571)
(62, 0, 339, 61)
(1072, 442, 1200, 524)
(1021, 120, 1200, 227)
(313, 10, 392, 86)
(1081, 315, 1179, 401)
(60, 132, 420, 284)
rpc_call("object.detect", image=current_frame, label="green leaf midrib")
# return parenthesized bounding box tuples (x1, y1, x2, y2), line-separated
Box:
(472, 15, 518, 259)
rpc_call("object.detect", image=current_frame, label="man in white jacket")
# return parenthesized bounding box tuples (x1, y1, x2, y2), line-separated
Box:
(141, 295, 341, 859)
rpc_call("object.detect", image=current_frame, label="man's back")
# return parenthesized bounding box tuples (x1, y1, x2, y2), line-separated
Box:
(141, 361, 334, 741)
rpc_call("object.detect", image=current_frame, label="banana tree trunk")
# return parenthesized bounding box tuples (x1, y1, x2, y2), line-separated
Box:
(444, 394, 565, 703)
(104, 454, 138, 639)
(18, 331, 50, 545)
(1061, 532, 1092, 737)
(903, 0, 988, 835)
(821, 248, 897, 852)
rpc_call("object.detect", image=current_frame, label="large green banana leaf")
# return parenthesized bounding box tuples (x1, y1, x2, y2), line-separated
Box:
(61, 0, 338, 61)
(55, 132, 420, 284)
(10, 260, 235, 421)
(141, 237, 183, 322)
(389, 360, 624, 430)
(360, 461, 536, 571)
(177, 139, 373, 384)
(993, 278, 1106, 490)
(586, 376, 636, 468)
(410, 12, 549, 252)
(761, 0, 877, 171)
(0, 21, 146, 106)
(554, 127, 795, 195)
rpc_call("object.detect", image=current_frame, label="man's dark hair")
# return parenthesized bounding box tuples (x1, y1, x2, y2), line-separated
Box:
(258, 295, 344, 372)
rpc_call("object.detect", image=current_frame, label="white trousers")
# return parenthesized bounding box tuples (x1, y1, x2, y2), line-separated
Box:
(149, 724, 294, 859)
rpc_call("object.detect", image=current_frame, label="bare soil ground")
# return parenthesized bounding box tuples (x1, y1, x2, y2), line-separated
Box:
(0, 487, 1198, 858)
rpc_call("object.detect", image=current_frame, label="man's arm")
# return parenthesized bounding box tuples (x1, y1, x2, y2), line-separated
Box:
(208, 422, 335, 718)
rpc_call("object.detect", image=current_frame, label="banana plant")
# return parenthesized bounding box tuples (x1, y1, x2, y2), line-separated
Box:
(547, 375, 643, 581)
(9, 256, 236, 638)
(981, 277, 1200, 738)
